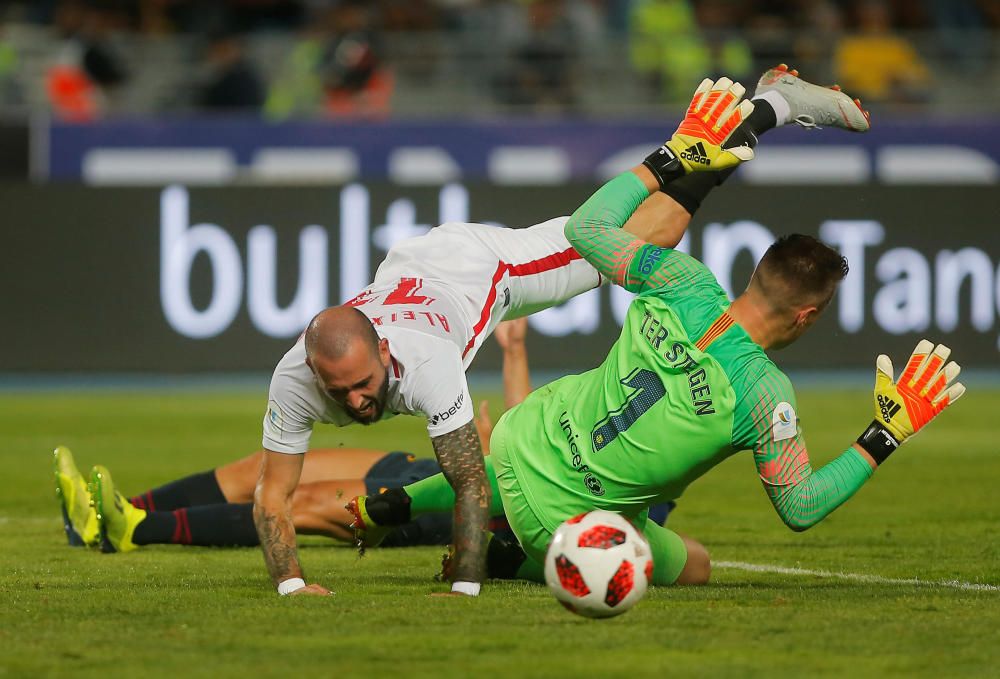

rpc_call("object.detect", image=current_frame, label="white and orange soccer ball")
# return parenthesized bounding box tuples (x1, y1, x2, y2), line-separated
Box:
(544, 510, 653, 618)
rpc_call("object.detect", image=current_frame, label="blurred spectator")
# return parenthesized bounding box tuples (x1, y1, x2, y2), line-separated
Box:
(834, 0, 931, 103)
(197, 32, 264, 111)
(43, 0, 128, 119)
(494, 0, 578, 112)
(319, 1, 392, 117)
(630, 0, 751, 104)
(696, 0, 753, 82)
(0, 21, 22, 108)
(264, 31, 324, 119)
(76, 7, 128, 91)
(791, 0, 843, 84)
(922, 0, 990, 72)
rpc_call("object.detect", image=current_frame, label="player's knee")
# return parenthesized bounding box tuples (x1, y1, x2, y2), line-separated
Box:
(676, 538, 711, 586)
(290, 482, 322, 514)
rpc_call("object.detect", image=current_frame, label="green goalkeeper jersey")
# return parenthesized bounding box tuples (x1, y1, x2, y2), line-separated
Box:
(497, 171, 873, 532)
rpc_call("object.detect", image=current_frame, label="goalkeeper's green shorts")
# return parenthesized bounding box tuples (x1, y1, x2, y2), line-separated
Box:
(491, 417, 689, 586)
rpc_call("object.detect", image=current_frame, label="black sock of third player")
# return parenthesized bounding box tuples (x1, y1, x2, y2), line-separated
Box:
(660, 97, 779, 217)
(130, 470, 227, 512)
(132, 503, 260, 546)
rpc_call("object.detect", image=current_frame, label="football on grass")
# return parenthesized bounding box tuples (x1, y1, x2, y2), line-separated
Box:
(544, 510, 653, 618)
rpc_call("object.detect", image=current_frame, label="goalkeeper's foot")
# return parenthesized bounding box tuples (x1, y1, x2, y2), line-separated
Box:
(90, 465, 146, 553)
(345, 495, 394, 555)
(756, 63, 870, 132)
(54, 446, 99, 547)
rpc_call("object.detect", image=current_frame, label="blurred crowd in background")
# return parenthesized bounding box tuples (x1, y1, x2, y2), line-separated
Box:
(0, 0, 997, 120)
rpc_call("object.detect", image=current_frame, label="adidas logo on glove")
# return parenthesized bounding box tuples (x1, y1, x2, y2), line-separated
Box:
(680, 142, 711, 165)
(877, 394, 901, 423)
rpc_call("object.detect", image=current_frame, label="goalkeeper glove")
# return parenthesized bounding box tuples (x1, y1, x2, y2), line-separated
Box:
(643, 76, 756, 188)
(857, 340, 966, 465)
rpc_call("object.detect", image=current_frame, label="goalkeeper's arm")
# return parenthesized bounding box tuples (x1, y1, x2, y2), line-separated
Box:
(755, 342, 965, 531)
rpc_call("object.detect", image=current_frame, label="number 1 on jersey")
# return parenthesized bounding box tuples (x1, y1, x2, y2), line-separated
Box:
(591, 368, 666, 452)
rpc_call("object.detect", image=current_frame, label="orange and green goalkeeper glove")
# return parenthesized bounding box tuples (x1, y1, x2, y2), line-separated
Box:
(857, 340, 966, 464)
(643, 76, 756, 187)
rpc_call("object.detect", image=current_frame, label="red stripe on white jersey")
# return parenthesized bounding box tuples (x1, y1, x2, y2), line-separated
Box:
(507, 248, 581, 277)
(463, 261, 508, 358)
(462, 247, 582, 358)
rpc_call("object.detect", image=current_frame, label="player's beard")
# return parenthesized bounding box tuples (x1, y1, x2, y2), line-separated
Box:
(347, 368, 390, 425)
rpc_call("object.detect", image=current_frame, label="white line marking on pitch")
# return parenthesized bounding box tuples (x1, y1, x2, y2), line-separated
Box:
(716, 561, 1000, 592)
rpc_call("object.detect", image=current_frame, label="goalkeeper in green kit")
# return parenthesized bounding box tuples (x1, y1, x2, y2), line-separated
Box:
(347, 76, 966, 589)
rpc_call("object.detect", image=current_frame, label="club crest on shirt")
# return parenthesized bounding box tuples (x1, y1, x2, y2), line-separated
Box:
(267, 400, 285, 438)
(771, 402, 797, 442)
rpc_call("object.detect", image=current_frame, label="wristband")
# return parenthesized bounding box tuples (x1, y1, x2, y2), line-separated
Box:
(277, 577, 306, 596)
(856, 420, 900, 466)
(642, 144, 685, 188)
(451, 581, 481, 597)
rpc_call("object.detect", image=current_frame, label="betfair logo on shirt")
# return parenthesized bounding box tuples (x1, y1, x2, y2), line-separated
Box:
(429, 393, 465, 426)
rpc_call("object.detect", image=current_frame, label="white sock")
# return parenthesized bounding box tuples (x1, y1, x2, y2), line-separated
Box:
(752, 89, 791, 127)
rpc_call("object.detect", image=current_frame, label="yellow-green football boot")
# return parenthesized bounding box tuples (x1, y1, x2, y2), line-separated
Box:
(53, 446, 99, 547)
(345, 495, 394, 555)
(90, 465, 146, 553)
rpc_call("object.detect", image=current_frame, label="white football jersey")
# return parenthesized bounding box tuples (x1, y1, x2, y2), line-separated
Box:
(262, 218, 602, 455)
(263, 279, 475, 454)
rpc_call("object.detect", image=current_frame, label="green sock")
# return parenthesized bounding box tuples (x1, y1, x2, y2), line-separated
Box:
(515, 555, 545, 583)
(405, 457, 504, 515)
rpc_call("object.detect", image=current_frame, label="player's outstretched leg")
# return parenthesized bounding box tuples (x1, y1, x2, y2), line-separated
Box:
(53, 446, 99, 547)
(755, 63, 870, 132)
(660, 64, 870, 219)
(346, 457, 506, 552)
(90, 465, 147, 554)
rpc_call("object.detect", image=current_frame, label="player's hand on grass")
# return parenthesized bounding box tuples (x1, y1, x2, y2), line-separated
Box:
(494, 318, 527, 351)
(475, 400, 493, 455)
(289, 583, 333, 596)
(643, 77, 755, 187)
(857, 340, 965, 465)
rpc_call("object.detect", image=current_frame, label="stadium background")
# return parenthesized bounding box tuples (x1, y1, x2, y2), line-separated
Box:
(1, 2, 999, 676)
(2, 0, 998, 380)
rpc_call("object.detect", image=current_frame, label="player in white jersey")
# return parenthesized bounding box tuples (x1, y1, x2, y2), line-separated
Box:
(252, 68, 871, 598)
(263, 217, 599, 452)
(260, 217, 616, 597)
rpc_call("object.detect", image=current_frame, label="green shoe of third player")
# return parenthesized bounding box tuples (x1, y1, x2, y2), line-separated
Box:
(54, 446, 99, 547)
(90, 465, 146, 553)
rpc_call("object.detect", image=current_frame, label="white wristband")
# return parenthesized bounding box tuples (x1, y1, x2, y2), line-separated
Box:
(277, 578, 306, 596)
(451, 581, 481, 597)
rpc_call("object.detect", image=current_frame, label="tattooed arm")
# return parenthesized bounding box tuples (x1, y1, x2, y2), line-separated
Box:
(431, 420, 490, 591)
(253, 449, 331, 596)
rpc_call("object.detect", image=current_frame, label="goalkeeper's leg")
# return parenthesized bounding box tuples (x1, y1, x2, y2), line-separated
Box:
(640, 519, 711, 586)
(346, 456, 506, 548)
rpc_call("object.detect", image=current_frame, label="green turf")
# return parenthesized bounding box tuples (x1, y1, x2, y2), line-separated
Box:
(1, 387, 998, 678)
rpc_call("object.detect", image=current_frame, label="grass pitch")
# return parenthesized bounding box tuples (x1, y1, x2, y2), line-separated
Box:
(1, 385, 998, 678)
